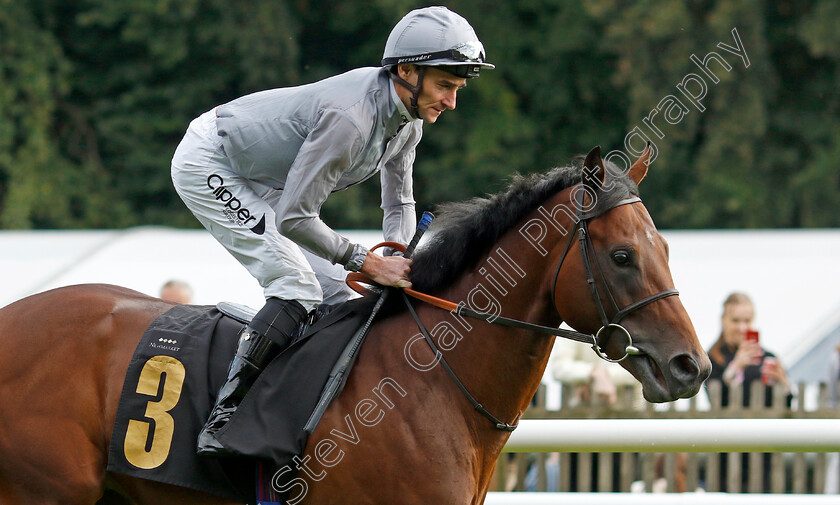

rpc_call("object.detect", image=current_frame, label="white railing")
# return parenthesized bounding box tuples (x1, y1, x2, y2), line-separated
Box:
(503, 419, 840, 453)
(484, 492, 840, 504)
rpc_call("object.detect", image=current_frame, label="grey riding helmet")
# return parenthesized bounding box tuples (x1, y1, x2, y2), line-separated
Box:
(382, 6, 495, 78)
(382, 6, 494, 117)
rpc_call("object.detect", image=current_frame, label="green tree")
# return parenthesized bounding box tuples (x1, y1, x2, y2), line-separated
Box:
(48, 0, 304, 226)
(586, 0, 839, 228)
(788, 0, 840, 226)
(0, 0, 122, 228)
(1, 0, 838, 231)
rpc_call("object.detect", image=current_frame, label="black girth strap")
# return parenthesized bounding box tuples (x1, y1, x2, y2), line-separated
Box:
(403, 292, 518, 432)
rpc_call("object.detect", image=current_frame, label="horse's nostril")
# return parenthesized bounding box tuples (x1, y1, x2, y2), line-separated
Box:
(669, 353, 699, 383)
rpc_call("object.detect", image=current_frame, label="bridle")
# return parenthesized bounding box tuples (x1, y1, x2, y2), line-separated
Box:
(349, 186, 680, 431)
(400, 189, 679, 363)
(549, 192, 679, 362)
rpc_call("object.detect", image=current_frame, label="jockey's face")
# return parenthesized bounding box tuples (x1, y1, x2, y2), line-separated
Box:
(397, 65, 467, 123)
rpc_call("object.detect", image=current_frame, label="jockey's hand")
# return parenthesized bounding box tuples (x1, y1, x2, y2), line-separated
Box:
(360, 252, 412, 288)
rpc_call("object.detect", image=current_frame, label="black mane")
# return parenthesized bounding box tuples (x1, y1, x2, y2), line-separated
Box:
(409, 158, 638, 293)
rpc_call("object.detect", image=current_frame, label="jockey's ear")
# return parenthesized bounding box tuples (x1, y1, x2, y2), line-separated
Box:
(582, 145, 606, 192)
(629, 143, 651, 185)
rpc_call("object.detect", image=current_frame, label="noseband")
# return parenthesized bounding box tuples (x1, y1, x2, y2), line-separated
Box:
(550, 194, 678, 362)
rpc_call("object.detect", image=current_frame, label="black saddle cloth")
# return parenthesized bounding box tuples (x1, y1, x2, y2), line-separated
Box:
(216, 296, 376, 463)
(107, 296, 374, 502)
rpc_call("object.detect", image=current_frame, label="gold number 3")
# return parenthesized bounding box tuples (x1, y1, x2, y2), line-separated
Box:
(123, 355, 186, 469)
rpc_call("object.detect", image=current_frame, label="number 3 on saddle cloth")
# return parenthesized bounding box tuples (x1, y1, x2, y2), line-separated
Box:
(107, 296, 376, 503)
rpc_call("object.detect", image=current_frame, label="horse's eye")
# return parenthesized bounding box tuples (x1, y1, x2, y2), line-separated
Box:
(612, 250, 631, 265)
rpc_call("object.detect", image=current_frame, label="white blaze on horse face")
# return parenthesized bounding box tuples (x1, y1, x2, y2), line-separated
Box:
(645, 229, 657, 247)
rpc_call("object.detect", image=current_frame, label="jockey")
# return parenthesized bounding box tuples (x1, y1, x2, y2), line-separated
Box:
(170, 6, 494, 456)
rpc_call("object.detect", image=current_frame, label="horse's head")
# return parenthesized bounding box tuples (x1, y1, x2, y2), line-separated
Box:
(553, 146, 711, 402)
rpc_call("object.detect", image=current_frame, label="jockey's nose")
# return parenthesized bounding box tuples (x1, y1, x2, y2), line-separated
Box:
(442, 89, 457, 110)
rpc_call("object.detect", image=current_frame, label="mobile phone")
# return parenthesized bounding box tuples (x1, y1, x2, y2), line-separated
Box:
(746, 330, 759, 343)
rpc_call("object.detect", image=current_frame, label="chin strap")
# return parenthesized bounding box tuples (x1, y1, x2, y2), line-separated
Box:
(390, 66, 426, 119)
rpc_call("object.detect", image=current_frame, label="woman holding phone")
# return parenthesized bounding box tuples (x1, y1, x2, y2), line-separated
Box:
(706, 291, 790, 408)
(705, 292, 792, 492)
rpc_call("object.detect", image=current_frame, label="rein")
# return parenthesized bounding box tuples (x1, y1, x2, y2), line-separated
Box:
(345, 189, 679, 431)
(402, 288, 594, 344)
(401, 292, 517, 431)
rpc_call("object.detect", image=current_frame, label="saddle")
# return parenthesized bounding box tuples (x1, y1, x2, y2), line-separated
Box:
(214, 296, 376, 457)
(107, 296, 376, 502)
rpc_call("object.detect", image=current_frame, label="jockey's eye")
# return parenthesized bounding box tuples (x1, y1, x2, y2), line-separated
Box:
(612, 250, 632, 266)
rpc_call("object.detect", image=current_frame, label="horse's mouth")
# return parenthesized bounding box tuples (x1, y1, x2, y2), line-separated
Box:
(627, 352, 672, 403)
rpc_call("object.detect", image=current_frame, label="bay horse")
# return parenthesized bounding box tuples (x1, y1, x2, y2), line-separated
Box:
(0, 146, 710, 505)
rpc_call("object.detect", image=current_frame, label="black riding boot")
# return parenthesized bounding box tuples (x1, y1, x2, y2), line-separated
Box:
(197, 297, 307, 456)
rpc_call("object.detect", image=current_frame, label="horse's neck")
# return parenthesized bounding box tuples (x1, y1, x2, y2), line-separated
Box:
(428, 196, 573, 427)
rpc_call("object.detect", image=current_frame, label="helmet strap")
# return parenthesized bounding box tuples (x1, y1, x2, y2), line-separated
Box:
(392, 65, 426, 119)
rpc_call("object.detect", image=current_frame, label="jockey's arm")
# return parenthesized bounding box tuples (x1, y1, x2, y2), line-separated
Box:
(380, 122, 422, 248)
(274, 110, 415, 288)
(274, 110, 366, 266)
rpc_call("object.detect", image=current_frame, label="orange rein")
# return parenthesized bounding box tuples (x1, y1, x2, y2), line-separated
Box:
(345, 241, 459, 312)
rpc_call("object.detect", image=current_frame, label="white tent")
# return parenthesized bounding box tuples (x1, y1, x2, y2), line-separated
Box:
(2, 227, 838, 383)
(0, 227, 384, 310)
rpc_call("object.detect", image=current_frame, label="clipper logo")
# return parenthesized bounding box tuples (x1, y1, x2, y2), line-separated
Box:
(207, 174, 266, 235)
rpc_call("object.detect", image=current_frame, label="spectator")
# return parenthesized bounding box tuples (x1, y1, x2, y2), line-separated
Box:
(550, 337, 643, 409)
(159, 279, 193, 304)
(705, 291, 791, 493)
(548, 337, 645, 492)
(706, 292, 790, 407)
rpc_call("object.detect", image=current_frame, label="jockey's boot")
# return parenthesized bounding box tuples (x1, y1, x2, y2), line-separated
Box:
(197, 297, 307, 456)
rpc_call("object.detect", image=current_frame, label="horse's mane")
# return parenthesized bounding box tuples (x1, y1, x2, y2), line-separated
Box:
(409, 158, 638, 293)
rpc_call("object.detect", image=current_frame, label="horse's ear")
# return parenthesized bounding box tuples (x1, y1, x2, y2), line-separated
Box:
(582, 145, 606, 191)
(629, 143, 651, 185)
